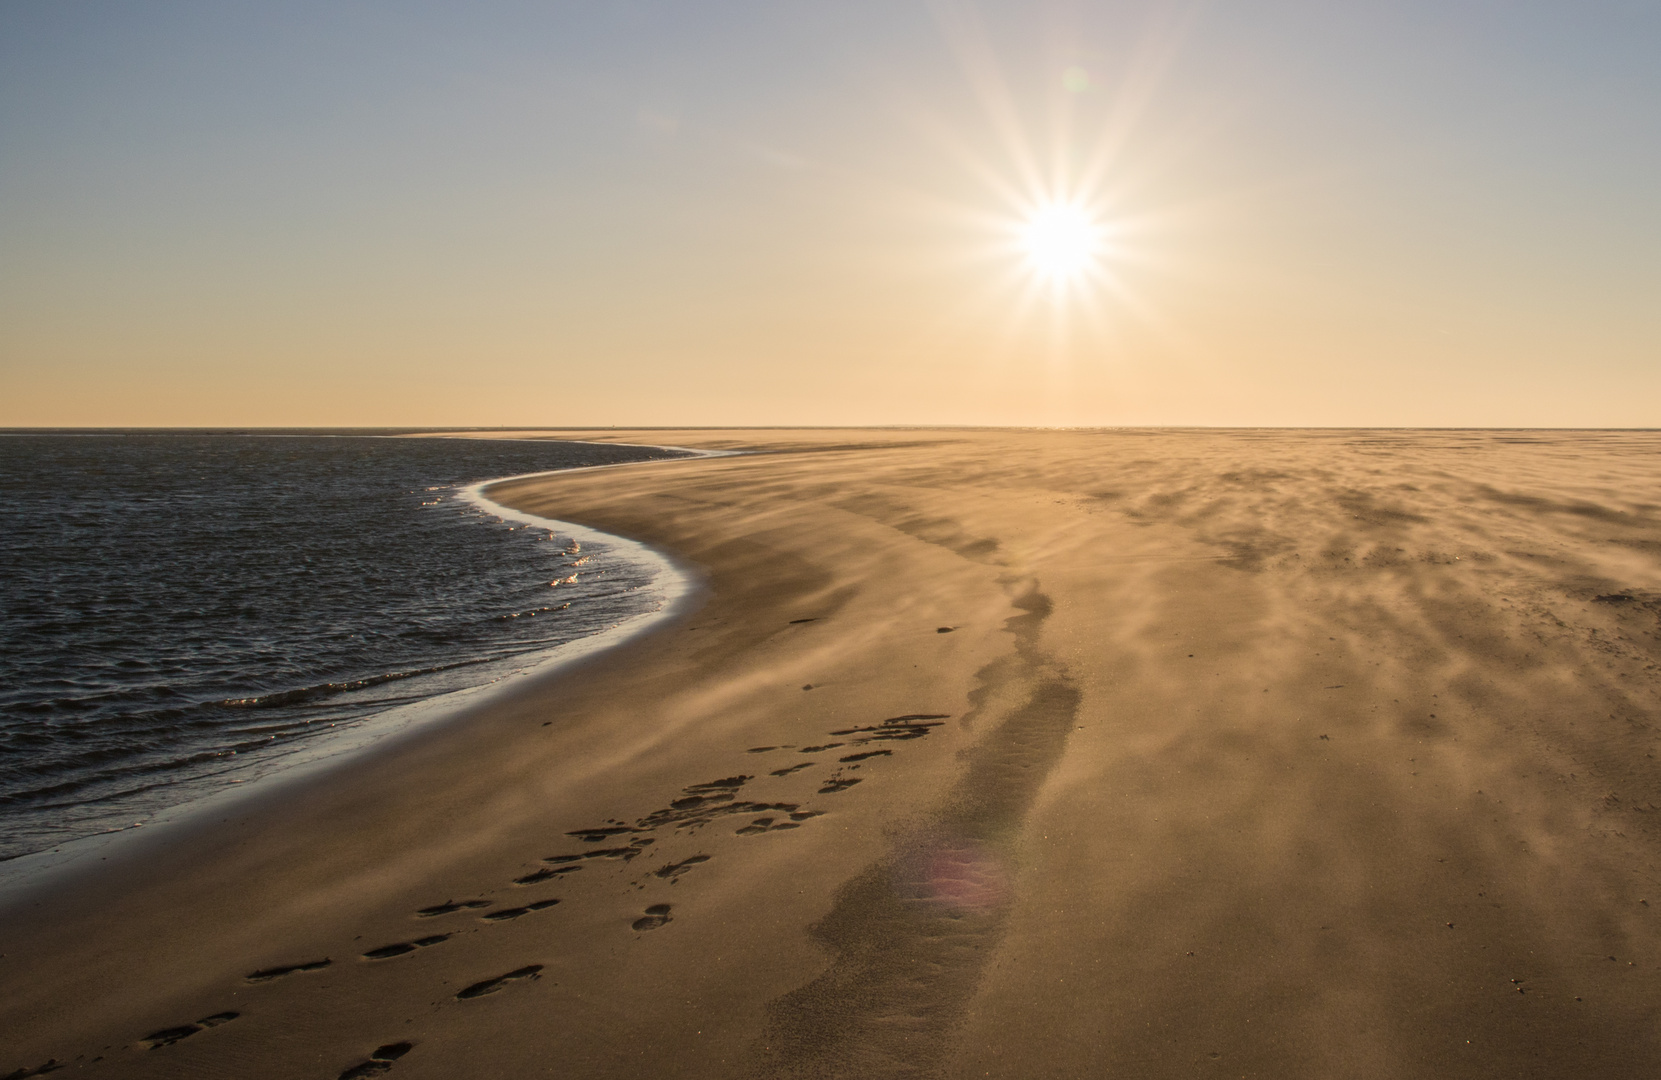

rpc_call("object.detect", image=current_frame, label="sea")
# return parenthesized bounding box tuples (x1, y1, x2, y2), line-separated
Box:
(0, 432, 694, 867)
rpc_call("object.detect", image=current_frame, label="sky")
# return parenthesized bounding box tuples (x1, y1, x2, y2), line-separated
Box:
(2, 1, 1658, 427)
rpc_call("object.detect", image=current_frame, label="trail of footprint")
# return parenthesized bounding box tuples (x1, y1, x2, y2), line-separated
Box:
(337, 1042, 413, 1079)
(481, 899, 561, 922)
(416, 899, 491, 918)
(431, 712, 941, 953)
(3, 1060, 62, 1079)
(632, 904, 673, 931)
(422, 731, 887, 976)
(219, 710, 929, 1061)
(140, 1011, 239, 1049)
(456, 965, 543, 1000)
(246, 959, 330, 983)
(220, 712, 909, 1057)
(362, 935, 450, 960)
(102, 741, 865, 1073)
(420, 714, 933, 978)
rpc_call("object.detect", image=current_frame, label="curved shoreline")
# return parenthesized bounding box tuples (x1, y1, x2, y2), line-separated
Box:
(0, 442, 727, 904)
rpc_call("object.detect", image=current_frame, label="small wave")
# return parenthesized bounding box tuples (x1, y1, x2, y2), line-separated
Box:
(216, 663, 478, 709)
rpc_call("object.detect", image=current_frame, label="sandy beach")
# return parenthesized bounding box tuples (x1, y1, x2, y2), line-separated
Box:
(5, 428, 1661, 1079)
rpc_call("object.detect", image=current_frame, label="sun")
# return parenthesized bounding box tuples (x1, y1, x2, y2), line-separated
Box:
(1018, 203, 1105, 284)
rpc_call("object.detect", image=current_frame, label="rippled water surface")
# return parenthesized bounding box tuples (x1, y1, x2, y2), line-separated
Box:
(0, 432, 688, 861)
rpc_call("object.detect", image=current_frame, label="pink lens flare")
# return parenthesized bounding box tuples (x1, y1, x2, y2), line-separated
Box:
(897, 833, 1011, 915)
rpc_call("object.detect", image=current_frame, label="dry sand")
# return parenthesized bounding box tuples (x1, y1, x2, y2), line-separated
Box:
(4, 428, 1661, 1079)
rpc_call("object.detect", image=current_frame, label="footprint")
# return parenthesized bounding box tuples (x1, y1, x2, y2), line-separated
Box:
(736, 817, 804, 835)
(514, 866, 581, 885)
(3, 1060, 62, 1078)
(632, 904, 673, 931)
(337, 1042, 414, 1079)
(637, 794, 799, 832)
(770, 762, 814, 777)
(839, 750, 892, 763)
(566, 825, 642, 842)
(416, 899, 491, 918)
(799, 744, 843, 754)
(481, 899, 561, 922)
(455, 965, 543, 1000)
(684, 776, 752, 793)
(580, 844, 651, 861)
(746, 746, 779, 753)
(652, 855, 711, 880)
(818, 777, 862, 794)
(246, 959, 330, 982)
(937, 627, 955, 634)
(141, 1012, 239, 1049)
(541, 841, 650, 868)
(669, 793, 725, 811)
(576, 782, 800, 842)
(788, 810, 823, 821)
(362, 935, 450, 960)
(789, 618, 819, 624)
(829, 715, 948, 743)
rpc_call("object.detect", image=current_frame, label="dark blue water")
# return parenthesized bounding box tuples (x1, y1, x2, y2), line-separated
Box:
(0, 433, 689, 862)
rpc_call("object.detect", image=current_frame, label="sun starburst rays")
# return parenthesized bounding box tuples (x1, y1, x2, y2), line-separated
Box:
(902, 1, 1202, 370)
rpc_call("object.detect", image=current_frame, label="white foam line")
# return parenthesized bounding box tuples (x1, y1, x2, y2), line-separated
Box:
(458, 443, 739, 653)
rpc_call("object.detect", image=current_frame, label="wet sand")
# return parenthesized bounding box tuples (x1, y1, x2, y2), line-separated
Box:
(4, 428, 1661, 1079)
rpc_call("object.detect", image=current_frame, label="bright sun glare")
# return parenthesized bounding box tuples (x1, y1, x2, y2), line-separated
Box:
(1019, 203, 1104, 283)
